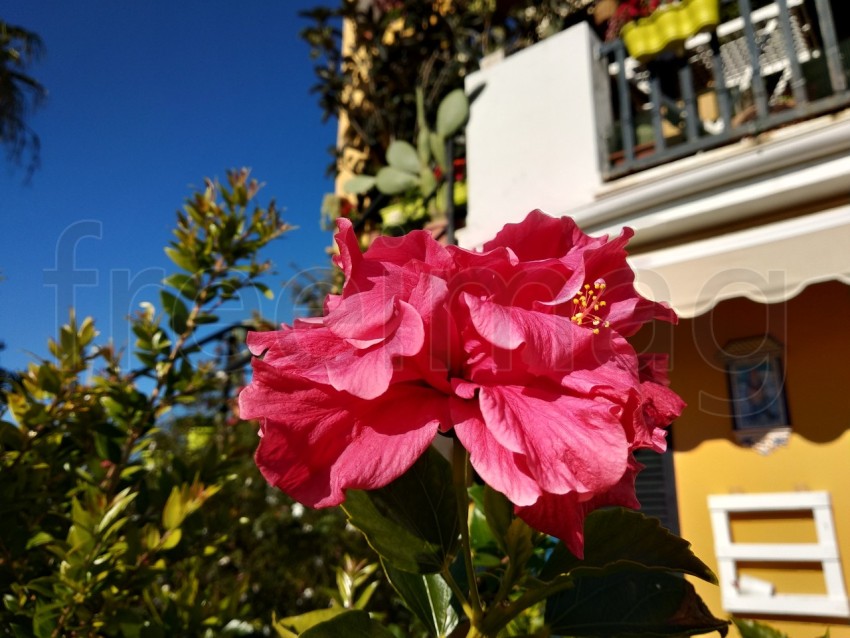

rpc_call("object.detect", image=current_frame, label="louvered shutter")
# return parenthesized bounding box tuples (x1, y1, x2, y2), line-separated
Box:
(634, 444, 680, 535)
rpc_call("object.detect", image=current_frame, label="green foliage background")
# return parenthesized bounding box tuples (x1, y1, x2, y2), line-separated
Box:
(0, 171, 403, 637)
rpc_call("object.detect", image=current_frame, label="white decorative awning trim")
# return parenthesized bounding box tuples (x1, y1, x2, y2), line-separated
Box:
(629, 205, 850, 318)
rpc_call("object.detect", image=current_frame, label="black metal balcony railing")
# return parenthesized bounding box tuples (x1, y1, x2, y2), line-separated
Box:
(598, 0, 850, 180)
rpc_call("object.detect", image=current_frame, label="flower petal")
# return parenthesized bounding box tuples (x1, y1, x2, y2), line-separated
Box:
(515, 455, 643, 558)
(478, 384, 629, 496)
(326, 299, 425, 399)
(241, 359, 447, 507)
(482, 209, 603, 261)
(462, 293, 611, 375)
(451, 397, 541, 507)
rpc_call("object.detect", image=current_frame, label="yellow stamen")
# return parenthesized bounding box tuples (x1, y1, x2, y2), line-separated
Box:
(569, 279, 609, 334)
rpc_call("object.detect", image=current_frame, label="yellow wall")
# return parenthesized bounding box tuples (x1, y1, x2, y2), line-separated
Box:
(656, 281, 850, 637)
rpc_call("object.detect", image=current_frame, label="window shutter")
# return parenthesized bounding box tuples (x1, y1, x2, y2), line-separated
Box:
(634, 445, 680, 535)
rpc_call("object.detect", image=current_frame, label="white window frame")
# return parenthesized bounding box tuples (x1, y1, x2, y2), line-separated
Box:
(708, 491, 850, 618)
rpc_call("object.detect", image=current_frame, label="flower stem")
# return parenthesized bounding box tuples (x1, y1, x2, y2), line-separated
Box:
(441, 566, 473, 620)
(479, 575, 573, 636)
(452, 440, 483, 629)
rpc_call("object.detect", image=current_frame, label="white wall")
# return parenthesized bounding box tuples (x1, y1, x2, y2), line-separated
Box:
(459, 22, 605, 248)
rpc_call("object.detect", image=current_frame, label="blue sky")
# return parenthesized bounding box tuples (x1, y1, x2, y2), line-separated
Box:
(1, 1, 339, 372)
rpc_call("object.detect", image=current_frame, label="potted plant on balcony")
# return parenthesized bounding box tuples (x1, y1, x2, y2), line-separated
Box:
(607, 0, 720, 63)
(343, 88, 469, 238)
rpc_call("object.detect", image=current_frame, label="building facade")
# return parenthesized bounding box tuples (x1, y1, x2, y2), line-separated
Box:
(460, 2, 850, 635)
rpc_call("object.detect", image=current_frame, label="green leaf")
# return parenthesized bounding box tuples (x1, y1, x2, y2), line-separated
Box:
(273, 608, 347, 636)
(252, 281, 275, 300)
(541, 508, 717, 583)
(429, 132, 447, 173)
(94, 433, 122, 463)
(416, 86, 428, 130)
(164, 246, 197, 273)
(482, 485, 513, 554)
(23, 577, 56, 598)
(78, 316, 98, 346)
(162, 486, 185, 530)
(25, 532, 55, 550)
(96, 488, 137, 534)
(375, 166, 418, 195)
(36, 364, 61, 394)
(468, 485, 497, 551)
(353, 581, 379, 610)
(436, 89, 469, 138)
(93, 421, 127, 438)
(160, 290, 190, 335)
(343, 174, 377, 195)
(503, 518, 534, 573)
(160, 528, 182, 550)
(342, 448, 459, 574)
(417, 127, 432, 167)
(163, 273, 199, 301)
(420, 169, 437, 202)
(33, 601, 60, 638)
(383, 562, 459, 637)
(0, 420, 24, 450)
(731, 618, 793, 638)
(300, 610, 396, 638)
(386, 140, 421, 174)
(544, 567, 729, 637)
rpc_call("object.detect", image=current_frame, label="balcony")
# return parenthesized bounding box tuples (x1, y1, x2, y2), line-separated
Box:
(599, 0, 850, 180)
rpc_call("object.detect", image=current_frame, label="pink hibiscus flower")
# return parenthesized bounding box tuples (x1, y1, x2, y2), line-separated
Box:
(239, 209, 684, 557)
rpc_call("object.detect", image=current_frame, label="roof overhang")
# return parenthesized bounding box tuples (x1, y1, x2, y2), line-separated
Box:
(628, 205, 850, 318)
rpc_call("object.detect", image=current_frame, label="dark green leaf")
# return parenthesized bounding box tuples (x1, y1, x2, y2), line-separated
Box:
(503, 519, 534, 573)
(252, 281, 275, 300)
(94, 433, 122, 463)
(383, 561, 459, 637)
(163, 273, 199, 301)
(541, 508, 716, 584)
(0, 420, 24, 449)
(160, 290, 190, 335)
(545, 567, 729, 637)
(483, 485, 513, 554)
(300, 610, 396, 638)
(33, 601, 60, 638)
(36, 365, 61, 395)
(93, 421, 127, 438)
(342, 448, 459, 574)
(468, 484, 497, 551)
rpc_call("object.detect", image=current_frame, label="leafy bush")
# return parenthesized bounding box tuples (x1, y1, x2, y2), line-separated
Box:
(0, 171, 390, 637)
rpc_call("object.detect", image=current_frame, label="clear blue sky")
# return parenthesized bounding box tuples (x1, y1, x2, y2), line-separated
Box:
(1, 1, 339, 373)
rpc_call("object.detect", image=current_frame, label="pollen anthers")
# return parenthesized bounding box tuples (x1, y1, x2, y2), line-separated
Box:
(570, 279, 610, 334)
